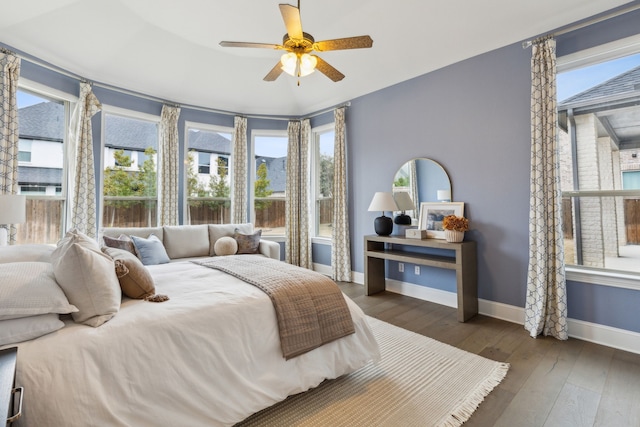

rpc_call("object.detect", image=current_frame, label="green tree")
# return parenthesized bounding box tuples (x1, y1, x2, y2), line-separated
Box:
(254, 161, 272, 210)
(394, 176, 409, 187)
(319, 153, 334, 197)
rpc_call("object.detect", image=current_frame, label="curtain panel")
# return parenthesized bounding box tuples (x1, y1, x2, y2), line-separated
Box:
(159, 104, 180, 226)
(524, 37, 568, 340)
(285, 120, 311, 268)
(0, 51, 21, 244)
(332, 107, 351, 281)
(231, 116, 247, 224)
(68, 82, 101, 237)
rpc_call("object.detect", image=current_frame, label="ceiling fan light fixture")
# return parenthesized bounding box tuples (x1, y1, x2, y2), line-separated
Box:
(299, 53, 317, 76)
(280, 52, 298, 76)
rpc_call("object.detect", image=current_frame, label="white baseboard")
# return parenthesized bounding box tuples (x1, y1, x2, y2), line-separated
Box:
(352, 275, 640, 354)
(312, 263, 333, 277)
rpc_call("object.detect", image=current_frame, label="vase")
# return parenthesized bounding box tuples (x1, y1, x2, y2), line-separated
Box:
(444, 229, 464, 243)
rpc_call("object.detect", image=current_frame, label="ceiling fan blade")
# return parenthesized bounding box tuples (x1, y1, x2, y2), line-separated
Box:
(314, 56, 345, 82)
(264, 62, 284, 81)
(279, 4, 303, 40)
(219, 41, 282, 50)
(314, 35, 373, 51)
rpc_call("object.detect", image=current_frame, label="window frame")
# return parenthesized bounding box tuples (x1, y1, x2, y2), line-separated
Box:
(310, 122, 335, 244)
(100, 105, 160, 229)
(16, 79, 74, 243)
(250, 129, 288, 241)
(557, 34, 640, 290)
(183, 121, 234, 224)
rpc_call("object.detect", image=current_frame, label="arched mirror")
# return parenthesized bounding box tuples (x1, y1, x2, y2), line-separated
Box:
(392, 158, 451, 225)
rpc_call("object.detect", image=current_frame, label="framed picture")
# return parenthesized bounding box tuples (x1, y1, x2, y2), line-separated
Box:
(418, 202, 465, 239)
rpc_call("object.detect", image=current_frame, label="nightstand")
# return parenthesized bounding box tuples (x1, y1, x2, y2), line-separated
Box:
(0, 347, 22, 426)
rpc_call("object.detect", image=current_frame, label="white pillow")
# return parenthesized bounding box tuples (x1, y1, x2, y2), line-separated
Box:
(51, 230, 121, 327)
(0, 262, 78, 320)
(0, 314, 65, 346)
(0, 244, 55, 264)
(214, 236, 238, 256)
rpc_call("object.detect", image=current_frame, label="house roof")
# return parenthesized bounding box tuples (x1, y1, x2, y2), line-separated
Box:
(257, 156, 286, 193)
(18, 166, 62, 186)
(19, 102, 64, 141)
(188, 130, 231, 154)
(104, 115, 158, 151)
(558, 65, 640, 150)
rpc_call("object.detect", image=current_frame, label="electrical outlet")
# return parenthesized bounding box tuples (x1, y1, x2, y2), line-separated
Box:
(415, 266, 420, 275)
(399, 263, 404, 272)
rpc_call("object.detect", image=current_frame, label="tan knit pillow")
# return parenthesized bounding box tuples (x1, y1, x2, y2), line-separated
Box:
(102, 247, 155, 299)
(214, 236, 238, 256)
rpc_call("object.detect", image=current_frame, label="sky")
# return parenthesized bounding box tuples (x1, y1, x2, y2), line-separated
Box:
(557, 52, 640, 101)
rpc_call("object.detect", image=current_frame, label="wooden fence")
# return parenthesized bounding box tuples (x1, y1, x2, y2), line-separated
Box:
(16, 198, 64, 244)
(625, 199, 640, 244)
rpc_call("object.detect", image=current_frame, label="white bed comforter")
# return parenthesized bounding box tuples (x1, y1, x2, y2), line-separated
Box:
(11, 261, 380, 427)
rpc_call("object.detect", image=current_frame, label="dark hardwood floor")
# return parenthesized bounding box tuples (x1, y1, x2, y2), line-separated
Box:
(337, 282, 640, 427)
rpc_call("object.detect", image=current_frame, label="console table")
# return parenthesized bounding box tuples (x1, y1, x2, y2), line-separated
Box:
(364, 235, 478, 322)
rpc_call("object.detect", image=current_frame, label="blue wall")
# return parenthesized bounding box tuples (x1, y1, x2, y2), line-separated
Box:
(6, 2, 640, 333)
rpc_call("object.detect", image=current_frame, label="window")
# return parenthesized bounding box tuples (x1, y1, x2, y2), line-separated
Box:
(186, 124, 232, 225)
(312, 125, 334, 239)
(557, 43, 640, 275)
(252, 132, 287, 236)
(18, 140, 32, 162)
(198, 152, 211, 174)
(15, 88, 67, 244)
(102, 112, 159, 228)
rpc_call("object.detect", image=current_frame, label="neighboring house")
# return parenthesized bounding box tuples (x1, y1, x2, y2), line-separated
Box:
(17, 101, 64, 195)
(558, 65, 640, 266)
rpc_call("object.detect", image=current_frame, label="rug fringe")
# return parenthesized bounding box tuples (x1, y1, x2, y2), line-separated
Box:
(438, 362, 510, 427)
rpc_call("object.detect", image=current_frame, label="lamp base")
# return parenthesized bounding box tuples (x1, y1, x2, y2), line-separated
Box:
(374, 215, 393, 236)
(394, 213, 412, 225)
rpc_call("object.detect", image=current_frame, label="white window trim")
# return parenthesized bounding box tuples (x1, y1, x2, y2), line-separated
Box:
(17, 81, 72, 240)
(558, 33, 640, 72)
(250, 129, 288, 231)
(183, 121, 234, 221)
(310, 122, 334, 243)
(559, 33, 640, 290)
(100, 108, 160, 229)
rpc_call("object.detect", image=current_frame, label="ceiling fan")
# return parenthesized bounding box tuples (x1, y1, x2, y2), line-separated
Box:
(219, 1, 373, 84)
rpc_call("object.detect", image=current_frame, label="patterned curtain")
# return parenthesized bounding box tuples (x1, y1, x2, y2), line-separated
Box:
(231, 116, 247, 224)
(299, 119, 311, 268)
(285, 121, 301, 264)
(284, 120, 311, 268)
(159, 104, 180, 226)
(68, 82, 101, 237)
(0, 51, 21, 244)
(524, 37, 568, 340)
(331, 107, 351, 281)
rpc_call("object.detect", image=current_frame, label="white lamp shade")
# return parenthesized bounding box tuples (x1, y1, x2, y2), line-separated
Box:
(0, 195, 26, 224)
(393, 192, 415, 211)
(368, 192, 398, 212)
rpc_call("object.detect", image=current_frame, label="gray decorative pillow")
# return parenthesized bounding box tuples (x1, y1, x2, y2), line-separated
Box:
(234, 229, 262, 254)
(103, 234, 137, 256)
(130, 234, 170, 265)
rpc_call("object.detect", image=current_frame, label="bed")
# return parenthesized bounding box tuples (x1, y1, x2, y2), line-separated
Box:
(0, 239, 380, 426)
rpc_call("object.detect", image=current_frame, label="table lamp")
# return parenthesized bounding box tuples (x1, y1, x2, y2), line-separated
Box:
(0, 194, 26, 246)
(368, 192, 398, 236)
(393, 192, 415, 225)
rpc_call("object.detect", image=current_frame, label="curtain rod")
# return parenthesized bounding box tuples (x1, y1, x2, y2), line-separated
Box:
(1, 41, 346, 121)
(522, 2, 640, 48)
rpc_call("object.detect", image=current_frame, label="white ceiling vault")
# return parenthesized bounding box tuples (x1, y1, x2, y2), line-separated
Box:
(0, 0, 634, 116)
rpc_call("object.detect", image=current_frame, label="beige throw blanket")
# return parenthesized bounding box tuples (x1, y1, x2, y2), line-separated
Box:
(195, 255, 355, 359)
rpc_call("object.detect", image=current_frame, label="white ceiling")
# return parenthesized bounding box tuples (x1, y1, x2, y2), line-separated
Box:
(0, 0, 633, 116)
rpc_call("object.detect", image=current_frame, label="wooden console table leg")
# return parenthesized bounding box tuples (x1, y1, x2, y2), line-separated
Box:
(456, 243, 478, 322)
(365, 240, 386, 295)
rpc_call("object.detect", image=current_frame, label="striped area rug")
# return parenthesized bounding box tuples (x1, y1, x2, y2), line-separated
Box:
(237, 316, 509, 427)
